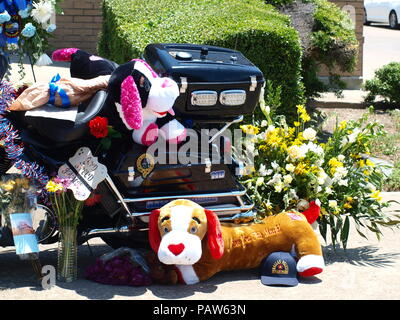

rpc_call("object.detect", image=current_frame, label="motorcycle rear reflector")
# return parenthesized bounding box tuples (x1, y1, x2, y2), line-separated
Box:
(220, 90, 246, 106)
(191, 91, 218, 106)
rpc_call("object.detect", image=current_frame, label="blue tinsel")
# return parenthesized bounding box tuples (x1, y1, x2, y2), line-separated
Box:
(0, 80, 49, 187)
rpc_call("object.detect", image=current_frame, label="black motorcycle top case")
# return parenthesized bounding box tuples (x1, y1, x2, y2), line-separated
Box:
(143, 43, 265, 121)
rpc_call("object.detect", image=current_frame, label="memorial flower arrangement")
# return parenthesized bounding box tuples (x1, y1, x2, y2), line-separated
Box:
(85, 256, 152, 287)
(0, 0, 63, 78)
(240, 103, 400, 248)
(45, 176, 83, 282)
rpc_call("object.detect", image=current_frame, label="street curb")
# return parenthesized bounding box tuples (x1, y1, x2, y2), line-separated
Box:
(309, 100, 366, 109)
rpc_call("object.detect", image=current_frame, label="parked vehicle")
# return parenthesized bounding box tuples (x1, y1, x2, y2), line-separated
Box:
(364, 0, 400, 29)
(0, 44, 264, 250)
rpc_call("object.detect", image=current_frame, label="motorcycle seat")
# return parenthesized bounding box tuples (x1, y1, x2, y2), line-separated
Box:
(22, 89, 107, 144)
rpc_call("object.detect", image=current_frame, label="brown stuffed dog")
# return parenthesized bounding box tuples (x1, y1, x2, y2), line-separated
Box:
(148, 199, 324, 285)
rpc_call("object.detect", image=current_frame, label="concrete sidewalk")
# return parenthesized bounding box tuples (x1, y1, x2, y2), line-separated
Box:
(0, 192, 399, 300)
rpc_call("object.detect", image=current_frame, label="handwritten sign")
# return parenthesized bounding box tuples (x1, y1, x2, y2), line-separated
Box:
(58, 147, 107, 200)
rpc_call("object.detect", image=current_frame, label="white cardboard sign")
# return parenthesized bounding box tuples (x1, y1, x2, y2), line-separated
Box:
(58, 147, 107, 200)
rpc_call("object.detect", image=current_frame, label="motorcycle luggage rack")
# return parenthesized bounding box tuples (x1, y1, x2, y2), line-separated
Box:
(122, 192, 253, 218)
(105, 173, 255, 223)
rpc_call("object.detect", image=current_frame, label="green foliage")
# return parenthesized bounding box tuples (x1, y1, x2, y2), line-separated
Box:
(266, 0, 358, 98)
(363, 62, 400, 105)
(99, 0, 304, 118)
(385, 161, 400, 191)
(311, 0, 358, 72)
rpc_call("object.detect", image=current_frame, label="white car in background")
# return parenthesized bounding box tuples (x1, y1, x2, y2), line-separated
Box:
(364, 0, 400, 29)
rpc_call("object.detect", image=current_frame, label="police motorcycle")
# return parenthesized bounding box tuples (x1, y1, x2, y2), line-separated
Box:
(0, 43, 265, 250)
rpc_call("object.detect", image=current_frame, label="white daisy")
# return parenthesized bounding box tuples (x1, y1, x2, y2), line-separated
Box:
(31, 0, 54, 24)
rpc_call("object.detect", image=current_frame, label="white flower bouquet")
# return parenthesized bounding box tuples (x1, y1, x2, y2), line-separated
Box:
(240, 104, 400, 248)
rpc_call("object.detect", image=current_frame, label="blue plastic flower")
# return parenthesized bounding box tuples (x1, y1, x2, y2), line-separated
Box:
(21, 23, 36, 38)
(0, 10, 11, 24)
(46, 24, 56, 33)
(19, 5, 32, 19)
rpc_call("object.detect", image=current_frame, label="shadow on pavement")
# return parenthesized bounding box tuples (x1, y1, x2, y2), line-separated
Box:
(323, 244, 400, 267)
(366, 24, 397, 30)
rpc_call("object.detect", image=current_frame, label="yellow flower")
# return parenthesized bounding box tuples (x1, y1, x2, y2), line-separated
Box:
(328, 157, 344, 175)
(300, 112, 311, 122)
(240, 125, 260, 135)
(296, 105, 306, 113)
(370, 190, 382, 202)
(294, 163, 308, 175)
(285, 127, 296, 138)
(346, 197, 353, 203)
(365, 159, 375, 167)
(339, 121, 347, 130)
(329, 158, 343, 168)
(320, 207, 328, 216)
(258, 145, 268, 152)
(296, 105, 311, 122)
(45, 181, 64, 193)
(363, 170, 371, 176)
(280, 142, 288, 151)
(294, 121, 301, 127)
(1, 180, 16, 192)
(358, 160, 365, 168)
(265, 128, 283, 148)
(344, 202, 352, 209)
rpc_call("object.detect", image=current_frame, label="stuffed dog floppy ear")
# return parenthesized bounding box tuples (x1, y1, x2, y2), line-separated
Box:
(204, 209, 224, 260)
(149, 209, 161, 253)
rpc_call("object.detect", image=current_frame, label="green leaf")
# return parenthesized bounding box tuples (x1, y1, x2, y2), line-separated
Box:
(108, 127, 122, 139)
(319, 217, 328, 243)
(340, 216, 350, 250)
(100, 138, 112, 151)
(355, 226, 368, 240)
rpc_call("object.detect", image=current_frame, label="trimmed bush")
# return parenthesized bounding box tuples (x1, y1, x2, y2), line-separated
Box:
(363, 62, 400, 105)
(99, 0, 304, 118)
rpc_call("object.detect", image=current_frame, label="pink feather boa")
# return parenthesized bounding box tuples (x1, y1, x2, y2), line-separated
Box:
(52, 48, 79, 62)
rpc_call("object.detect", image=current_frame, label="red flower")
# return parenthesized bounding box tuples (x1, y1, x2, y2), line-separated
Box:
(89, 116, 109, 138)
(85, 193, 102, 206)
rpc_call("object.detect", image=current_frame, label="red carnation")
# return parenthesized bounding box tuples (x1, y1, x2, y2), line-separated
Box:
(89, 116, 109, 139)
(84, 193, 102, 207)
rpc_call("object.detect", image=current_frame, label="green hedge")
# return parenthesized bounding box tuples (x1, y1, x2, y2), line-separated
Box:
(99, 0, 304, 118)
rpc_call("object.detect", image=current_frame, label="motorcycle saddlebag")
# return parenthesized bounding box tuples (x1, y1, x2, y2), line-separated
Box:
(143, 43, 265, 121)
(111, 144, 245, 213)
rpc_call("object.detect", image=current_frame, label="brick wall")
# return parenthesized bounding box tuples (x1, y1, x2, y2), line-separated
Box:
(49, 0, 103, 54)
(318, 0, 364, 83)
